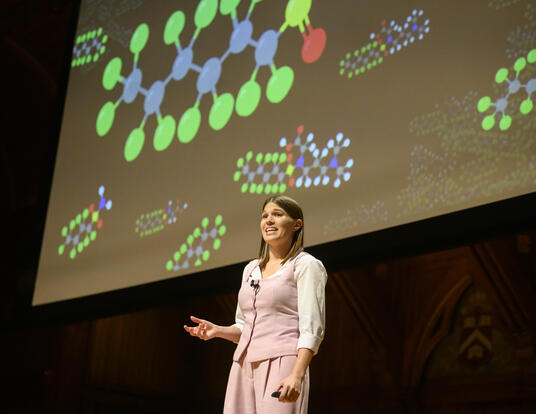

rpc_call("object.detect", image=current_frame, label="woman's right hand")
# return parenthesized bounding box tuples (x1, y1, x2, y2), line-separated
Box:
(183, 315, 217, 341)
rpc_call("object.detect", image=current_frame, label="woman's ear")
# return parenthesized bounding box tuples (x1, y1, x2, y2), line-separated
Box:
(294, 219, 303, 232)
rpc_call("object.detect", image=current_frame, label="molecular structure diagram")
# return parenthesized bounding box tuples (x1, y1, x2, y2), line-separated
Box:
(96, 0, 326, 162)
(339, 9, 430, 79)
(477, 49, 536, 131)
(72, 27, 109, 69)
(58, 185, 113, 260)
(135, 199, 188, 238)
(233, 125, 354, 194)
(165, 215, 227, 272)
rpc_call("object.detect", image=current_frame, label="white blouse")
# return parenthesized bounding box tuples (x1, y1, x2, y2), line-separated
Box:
(233, 253, 327, 354)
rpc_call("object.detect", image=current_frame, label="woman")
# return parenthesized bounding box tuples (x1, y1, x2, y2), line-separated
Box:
(184, 195, 327, 413)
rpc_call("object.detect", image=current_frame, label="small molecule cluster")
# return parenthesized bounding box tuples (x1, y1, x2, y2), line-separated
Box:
(409, 107, 446, 137)
(397, 145, 461, 216)
(165, 215, 227, 271)
(478, 49, 536, 131)
(233, 125, 354, 194)
(487, 0, 522, 10)
(135, 200, 188, 238)
(506, 3, 536, 59)
(72, 27, 108, 68)
(339, 9, 430, 79)
(323, 201, 389, 236)
(58, 186, 113, 260)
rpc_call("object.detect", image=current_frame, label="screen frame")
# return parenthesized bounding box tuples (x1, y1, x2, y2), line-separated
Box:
(6, 0, 536, 330)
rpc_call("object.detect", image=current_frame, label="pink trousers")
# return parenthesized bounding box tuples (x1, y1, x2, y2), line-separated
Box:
(223, 354, 309, 414)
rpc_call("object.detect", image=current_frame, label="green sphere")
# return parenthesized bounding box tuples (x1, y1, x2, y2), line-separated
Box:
(96, 102, 116, 136)
(520, 98, 534, 115)
(178, 107, 201, 143)
(164, 11, 185, 45)
(482, 115, 495, 131)
(166, 260, 174, 271)
(495, 68, 508, 84)
(514, 57, 527, 73)
(209, 93, 234, 130)
(527, 49, 536, 63)
(266, 66, 294, 103)
(499, 115, 512, 131)
(477, 96, 492, 113)
(124, 128, 145, 162)
(236, 80, 261, 117)
(130, 23, 149, 55)
(195, 0, 218, 29)
(102, 57, 122, 90)
(153, 115, 176, 151)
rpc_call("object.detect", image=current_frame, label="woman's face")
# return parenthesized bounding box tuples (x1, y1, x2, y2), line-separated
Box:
(260, 202, 302, 249)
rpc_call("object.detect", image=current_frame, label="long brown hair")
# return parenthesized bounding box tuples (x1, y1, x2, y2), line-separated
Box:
(258, 195, 304, 269)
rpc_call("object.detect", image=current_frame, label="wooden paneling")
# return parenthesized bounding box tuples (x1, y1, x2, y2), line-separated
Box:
(2, 234, 536, 413)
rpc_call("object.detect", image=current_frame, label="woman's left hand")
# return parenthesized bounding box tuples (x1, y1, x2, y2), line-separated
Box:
(274, 374, 303, 403)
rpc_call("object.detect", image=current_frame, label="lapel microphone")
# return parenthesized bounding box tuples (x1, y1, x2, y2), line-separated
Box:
(250, 279, 260, 289)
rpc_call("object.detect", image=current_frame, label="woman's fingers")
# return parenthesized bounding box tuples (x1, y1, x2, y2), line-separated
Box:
(278, 386, 288, 402)
(183, 324, 199, 338)
(184, 317, 213, 340)
(277, 384, 299, 402)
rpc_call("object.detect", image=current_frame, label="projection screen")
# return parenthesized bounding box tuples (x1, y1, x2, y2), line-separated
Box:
(33, 0, 536, 305)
